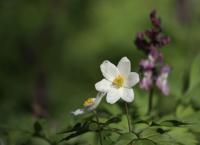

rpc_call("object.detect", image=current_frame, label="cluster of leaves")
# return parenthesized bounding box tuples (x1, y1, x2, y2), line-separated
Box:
(54, 54, 200, 145)
(56, 110, 200, 145)
(0, 55, 200, 145)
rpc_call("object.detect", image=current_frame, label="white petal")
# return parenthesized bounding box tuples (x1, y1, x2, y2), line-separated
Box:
(117, 57, 131, 77)
(125, 72, 140, 87)
(121, 88, 134, 102)
(95, 79, 112, 92)
(100, 60, 119, 81)
(71, 109, 85, 116)
(106, 88, 121, 104)
(88, 92, 106, 110)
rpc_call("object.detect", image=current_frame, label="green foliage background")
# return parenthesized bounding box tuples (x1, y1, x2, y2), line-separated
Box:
(0, 0, 200, 144)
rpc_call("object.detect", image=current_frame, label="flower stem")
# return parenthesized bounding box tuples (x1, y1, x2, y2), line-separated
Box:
(147, 87, 154, 115)
(125, 103, 132, 132)
(94, 110, 103, 145)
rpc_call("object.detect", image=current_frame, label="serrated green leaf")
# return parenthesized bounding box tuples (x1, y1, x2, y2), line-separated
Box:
(176, 105, 195, 119)
(134, 122, 149, 134)
(168, 128, 198, 145)
(147, 134, 177, 145)
(114, 133, 137, 145)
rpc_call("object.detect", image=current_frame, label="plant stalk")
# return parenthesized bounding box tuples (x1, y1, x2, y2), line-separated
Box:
(94, 110, 103, 145)
(125, 103, 132, 132)
(147, 87, 154, 115)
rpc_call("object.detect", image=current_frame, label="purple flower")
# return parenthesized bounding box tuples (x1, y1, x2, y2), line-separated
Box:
(139, 58, 154, 70)
(150, 10, 161, 29)
(149, 47, 163, 61)
(135, 10, 171, 96)
(140, 71, 153, 91)
(134, 10, 170, 53)
(156, 66, 170, 96)
(135, 32, 150, 53)
(140, 49, 162, 71)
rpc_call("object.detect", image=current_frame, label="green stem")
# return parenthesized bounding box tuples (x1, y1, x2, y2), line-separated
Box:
(147, 87, 154, 115)
(125, 103, 132, 132)
(94, 110, 103, 145)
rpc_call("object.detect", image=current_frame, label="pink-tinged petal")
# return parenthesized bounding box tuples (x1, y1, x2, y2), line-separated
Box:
(156, 73, 170, 96)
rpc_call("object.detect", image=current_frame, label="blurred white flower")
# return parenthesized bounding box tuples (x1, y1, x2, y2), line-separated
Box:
(71, 92, 105, 116)
(95, 57, 139, 104)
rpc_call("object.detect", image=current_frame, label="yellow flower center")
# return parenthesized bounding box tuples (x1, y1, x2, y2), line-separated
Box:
(112, 75, 125, 88)
(83, 98, 95, 107)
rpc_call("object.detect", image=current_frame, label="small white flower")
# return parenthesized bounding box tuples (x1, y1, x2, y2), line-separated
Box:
(95, 57, 139, 104)
(71, 92, 105, 116)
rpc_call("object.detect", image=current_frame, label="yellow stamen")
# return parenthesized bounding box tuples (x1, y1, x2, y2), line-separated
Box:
(83, 98, 95, 107)
(112, 75, 125, 88)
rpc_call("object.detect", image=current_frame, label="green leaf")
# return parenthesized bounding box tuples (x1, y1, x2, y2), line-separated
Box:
(133, 121, 149, 134)
(33, 121, 44, 136)
(148, 134, 178, 145)
(114, 133, 137, 145)
(88, 122, 98, 131)
(34, 122, 42, 132)
(29, 137, 50, 145)
(101, 130, 119, 145)
(134, 139, 155, 145)
(58, 121, 91, 142)
(168, 128, 198, 145)
(176, 105, 195, 119)
(109, 115, 129, 131)
(139, 127, 169, 139)
(184, 83, 200, 106)
(188, 53, 200, 93)
(189, 83, 200, 107)
(57, 122, 83, 134)
(105, 116, 121, 125)
(160, 120, 188, 127)
(183, 54, 200, 105)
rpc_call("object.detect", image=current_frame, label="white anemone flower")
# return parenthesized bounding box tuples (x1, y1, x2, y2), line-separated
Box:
(71, 92, 105, 116)
(95, 57, 139, 104)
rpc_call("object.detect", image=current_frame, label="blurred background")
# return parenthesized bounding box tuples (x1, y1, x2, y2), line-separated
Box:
(0, 0, 200, 139)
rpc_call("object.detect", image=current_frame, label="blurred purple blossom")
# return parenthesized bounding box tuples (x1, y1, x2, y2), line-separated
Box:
(140, 71, 153, 91)
(135, 10, 171, 96)
(156, 66, 171, 95)
(150, 10, 161, 29)
(135, 10, 171, 54)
